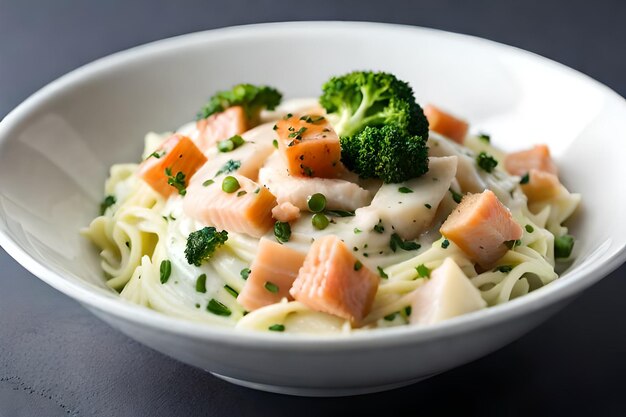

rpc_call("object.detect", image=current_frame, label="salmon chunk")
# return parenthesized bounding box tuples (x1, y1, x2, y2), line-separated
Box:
(237, 238, 306, 311)
(290, 235, 379, 323)
(423, 105, 469, 144)
(137, 134, 207, 197)
(196, 106, 249, 152)
(521, 169, 561, 203)
(271, 201, 301, 222)
(504, 144, 558, 177)
(440, 190, 523, 268)
(183, 174, 276, 238)
(275, 114, 342, 178)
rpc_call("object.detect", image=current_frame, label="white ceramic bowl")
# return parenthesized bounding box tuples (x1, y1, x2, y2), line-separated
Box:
(1, 22, 625, 397)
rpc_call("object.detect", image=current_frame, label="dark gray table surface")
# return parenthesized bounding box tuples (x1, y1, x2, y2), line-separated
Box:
(1, 1, 625, 416)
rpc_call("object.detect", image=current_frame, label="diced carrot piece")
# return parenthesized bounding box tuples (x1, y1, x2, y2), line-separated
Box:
(440, 190, 523, 268)
(183, 174, 276, 238)
(504, 144, 558, 177)
(271, 201, 301, 222)
(137, 134, 207, 197)
(196, 106, 249, 152)
(290, 235, 379, 323)
(521, 169, 561, 203)
(237, 238, 306, 311)
(275, 114, 342, 178)
(423, 104, 469, 144)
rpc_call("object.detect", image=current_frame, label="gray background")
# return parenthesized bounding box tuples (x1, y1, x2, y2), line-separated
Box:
(1, 1, 625, 416)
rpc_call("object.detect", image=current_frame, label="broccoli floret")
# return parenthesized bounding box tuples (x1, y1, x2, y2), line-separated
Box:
(320, 71, 428, 139)
(320, 71, 429, 183)
(342, 125, 429, 183)
(197, 84, 282, 121)
(184, 227, 228, 266)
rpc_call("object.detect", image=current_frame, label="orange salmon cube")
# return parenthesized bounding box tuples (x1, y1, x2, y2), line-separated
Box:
(290, 235, 379, 323)
(237, 238, 306, 311)
(521, 169, 561, 203)
(440, 190, 523, 268)
(504, 144, 558, 177)
(424, 104, 469, 144)
(183, 174, 277, 238)
(196, 106, 249, 152)
(275, 114, 342, 178)
(137, 134, 207, 197)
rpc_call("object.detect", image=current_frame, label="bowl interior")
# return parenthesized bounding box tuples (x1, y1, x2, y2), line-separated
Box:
(0, 22, 625, 327)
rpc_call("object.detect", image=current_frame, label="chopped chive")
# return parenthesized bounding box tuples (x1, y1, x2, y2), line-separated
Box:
(207, 299, 231, 316)
(554, 234, 575, 258)
(264, 281, 279, 293)
(384, 313, 397, 321)
(478, 133, 491, 143)
(354, 260, 363, 271)
(274, 221, 291, 243)
(312, 213, 329, 230)
(272, 139, 278, 148)
(377, 266, 388, 279)
(354, 228, 362, 234)
(222, 176, 240, 193)
(525, 224, 534, 233)
(240, 267, 251, 280)
(237, 190, 247, 197)
(520, 172, 530, 185)
(202, 179, 215, 187)
(441, 239, 450, 249)
(307, 193, 327, 213)
(268, 324, 285, 332)
(416, 264, 430, 278)
(100, 195, 116, 215)
(325, 209, 355, 217)
(390, 233, 420, 252)
(404, 306, 412, 317)
(272, 124, 278, 131)
(148, 150, 165, 159)
(253, 187, 260, 194)
(449, 188, 463, 204)
(195, 273, 207, 293)
(398, 187, 413, 194)
(159, 260, 172, 284)
(373, 220, 385, 234)
(224, 284, 239, 298)
(424, 203, 432, 209)
(495, 265, 513, 273)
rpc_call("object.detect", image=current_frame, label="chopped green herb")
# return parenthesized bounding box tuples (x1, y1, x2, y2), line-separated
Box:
(215, 159, 241, 176)
(100, 195, 116, 215)
(377, 266, 388, 279)
(284, 113, 293, 120)
(478, 133, 491, 143)
(520, 172, 530, 185)
(148, 150, 165, 159)
(240, 267, 251, 280)
(202, 179, 215, 187)
(159, 260, 172, 284)
(165, 168, 187, 196)
(312, 213, 329, 230)
(441, 239, 450, 249)
(185, 227, 229, 266)
(272, 124, 278, 131)
(354, 260, 363, 271)
(384, 313, 397, 321)
(268, 324, 285, 332)
(554, 234, 575, 258)
(390, 233, 420, 252)
(449, 188, 463, 204)
(273, 221, 291, 243)
(237, 190, 247, 197)
(424, 203, 432, 209)
(416, 264, 430, 278)
(373, 220, 385, 234)
(398, 187, 413, 194)
(525, 224, 534, 233)
(253, 187, 260, 194)
(264, 281, 279, 293)
(476, 152, 498, 173)
(307, 193, 327, 213)
(300, 115, 325, 123)
(495, 265, 513, 273)
(195, 273, 207, 293)
(325, 209, 355, 217)
(403, 306, 412, 317)
(301, 165, 314, 177)
(354, 228, 362, 234)
(288, 126, 307, 139)
(224, 284, 239, 298)
(222, 176, 240, 193)
(272, 139, 278, 148)
(207, 299, 231, 316)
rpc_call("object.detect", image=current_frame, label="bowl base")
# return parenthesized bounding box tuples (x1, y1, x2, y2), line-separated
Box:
(210, 372, 433, 397)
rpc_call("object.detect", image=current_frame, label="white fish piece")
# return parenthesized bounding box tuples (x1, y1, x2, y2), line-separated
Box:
(258, 153, 371, 211)
(352, 156, 458, 240)
(410, 258, 486, 325)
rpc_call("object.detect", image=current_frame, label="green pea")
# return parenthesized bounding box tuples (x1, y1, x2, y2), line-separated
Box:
(307, 193, 326, 213)
(312, 213, 329, 230)
(222, 176, 240, 193)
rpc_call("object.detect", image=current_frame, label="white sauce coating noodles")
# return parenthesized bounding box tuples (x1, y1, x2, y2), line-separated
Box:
(82, 98, 580, 334)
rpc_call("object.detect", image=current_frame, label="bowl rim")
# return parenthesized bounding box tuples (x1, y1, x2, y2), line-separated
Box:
(1, 21, 625, 349)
